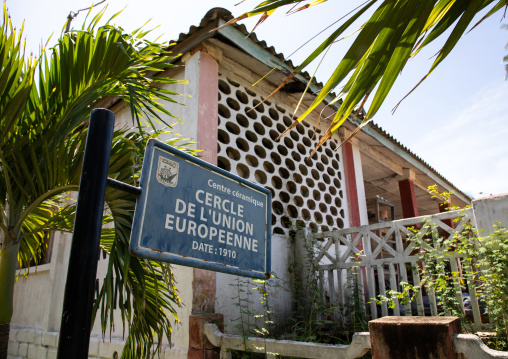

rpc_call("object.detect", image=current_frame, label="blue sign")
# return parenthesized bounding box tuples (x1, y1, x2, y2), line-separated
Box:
(130, 139, 271, 279)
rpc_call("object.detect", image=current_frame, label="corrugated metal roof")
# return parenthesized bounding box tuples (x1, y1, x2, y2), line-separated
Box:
(170, 7, 471, 202)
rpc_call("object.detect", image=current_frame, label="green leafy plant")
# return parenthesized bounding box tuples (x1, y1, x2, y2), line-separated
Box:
(0, 4, 193, 358)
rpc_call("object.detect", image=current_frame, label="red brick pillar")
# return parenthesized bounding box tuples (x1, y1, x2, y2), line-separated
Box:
(188, 314, 224, 359)
(398, 169, 419, 219)
(369, 316, 464, 359)
(184, 48, 220, 359)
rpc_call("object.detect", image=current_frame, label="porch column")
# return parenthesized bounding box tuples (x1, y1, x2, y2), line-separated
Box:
(183, 48, 220, 359)
(340, 128, 368, 229)
(398, 169, 419, 218)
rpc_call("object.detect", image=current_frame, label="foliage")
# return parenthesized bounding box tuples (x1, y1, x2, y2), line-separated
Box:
(0, 4, 193, 358)
(226, 0, 507, 153)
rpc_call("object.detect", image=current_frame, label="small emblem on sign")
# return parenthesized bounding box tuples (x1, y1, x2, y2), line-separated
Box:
(156, 156, 179, 187)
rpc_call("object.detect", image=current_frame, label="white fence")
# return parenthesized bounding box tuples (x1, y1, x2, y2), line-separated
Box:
(304, 208, 487, 329)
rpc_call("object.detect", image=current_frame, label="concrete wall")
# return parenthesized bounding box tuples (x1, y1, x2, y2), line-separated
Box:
(472, 193, 508, 236)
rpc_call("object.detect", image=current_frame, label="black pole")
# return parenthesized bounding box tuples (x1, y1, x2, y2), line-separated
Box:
(57, 109, 115, 358)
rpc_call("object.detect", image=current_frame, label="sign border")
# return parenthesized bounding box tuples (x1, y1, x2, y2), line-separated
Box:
(130, 139, 272, 279)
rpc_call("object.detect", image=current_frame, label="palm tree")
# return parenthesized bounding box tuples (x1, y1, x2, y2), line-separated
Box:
(0, 5, 190, 358)
(225, 0, 507, 152)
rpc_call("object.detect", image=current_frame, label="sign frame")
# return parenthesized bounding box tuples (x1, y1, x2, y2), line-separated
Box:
(130, 139, 272, 279)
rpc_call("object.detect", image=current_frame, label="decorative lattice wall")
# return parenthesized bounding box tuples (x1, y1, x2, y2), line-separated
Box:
(217, 75, 346, 236)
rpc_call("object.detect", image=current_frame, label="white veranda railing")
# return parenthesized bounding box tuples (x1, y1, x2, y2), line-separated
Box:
(306, 208, 486, 329)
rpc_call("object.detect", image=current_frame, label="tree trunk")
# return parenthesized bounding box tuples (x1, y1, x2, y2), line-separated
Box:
(0, 241, 20, 359)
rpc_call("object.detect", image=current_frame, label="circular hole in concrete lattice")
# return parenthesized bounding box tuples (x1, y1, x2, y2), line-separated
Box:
(313, 190, 321, 201)
(262, 138, 273, 150)
(236, 90, 249, 104)
(293, 173, 303, 184)
(254, 145, 266, 158)
(321, 225, 330, 232)
(314, 212, 323, 223)
(298, 164, 308, 176)
(316, 162, 324, 171)
(296, 123, 305, 135)
(263, 161, 275, 173)
(285, 158, 296, 171)
(335, 198, 342, 208)
(226, 97, 240, 111)
(319, 203, 327, 213)
(280, 191, 290, 203)
(271, 214, 276, 225)
(279, 168, 290, 179)
(332, 159, 339, 170)
(322, 173, 331, 184)
(270, 152, 281, 165)
(335, 153, 341, 162)
(275, 104, 286, 113)
(246, 130, 258, 143)
(284, 137, 294, 149)
(255, 170, 267, 184)
(273, 227, 285, 235)
(226, 122, 240, 135)
(302, 208, 311, 221)
(291, 151, 301, 162)
(217, 157, 231, 171)
(318, 182, 326, 192)
(269, 130, 279, 141)
(236, 138, 250, 152)
(311, 169, 320, 181)
(294, 196, 304, 207)
(261, 97, 271, 106)
(287, 205, 298, 218)
(329, 186, 337, 196)
(218, 129, 230, 144)
(286, 181, 297, 194)
(219, 104, 231, 119)
(300, 185, 309, 197)
(227, 78, 240, 87)
(324, 194, 332, 204)
(336, 218, 344, 229)
(307, 199, 316, 210)
(268, 108, 279, 121)
(290, 131, 300, 142)
(306, 178, 315, 188)
(321, 154, 329, 165)
(246, 155, 259, 167)
(236, 164, 250, 179)
(330, 206, 338, 216)
(226, 147, 241, 160)
(262, 116, 273, 127)
(340, 209, 345, 217)
(254, 122, 266, 136)
(245, 87, 256, 97)
(277, 144, 288, 156)
(276, 123, 286, 133)
(236, 114, 249, 128)
(309, 222, 318, 233)
(297, 143, 307, 156)
(245, 108, 257, 119)
(253, 100, 265, 113)
(327, 167, 336, 176)
(283, 116, 292, 127)
(272, 176, 282, 189)
(219, 80, 231, 94)
(281, 216, 291, 228)
(272, 201, 284, 215)
(333, 178, 341, 188)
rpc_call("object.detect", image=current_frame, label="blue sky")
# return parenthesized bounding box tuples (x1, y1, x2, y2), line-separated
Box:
(7, 0, 508, 199)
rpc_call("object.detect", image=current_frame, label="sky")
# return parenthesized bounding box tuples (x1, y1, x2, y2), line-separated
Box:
(6, 0, 508, 199)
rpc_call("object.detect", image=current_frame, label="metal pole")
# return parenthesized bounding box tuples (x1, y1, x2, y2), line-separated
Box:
(57, 109, 115, 358)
